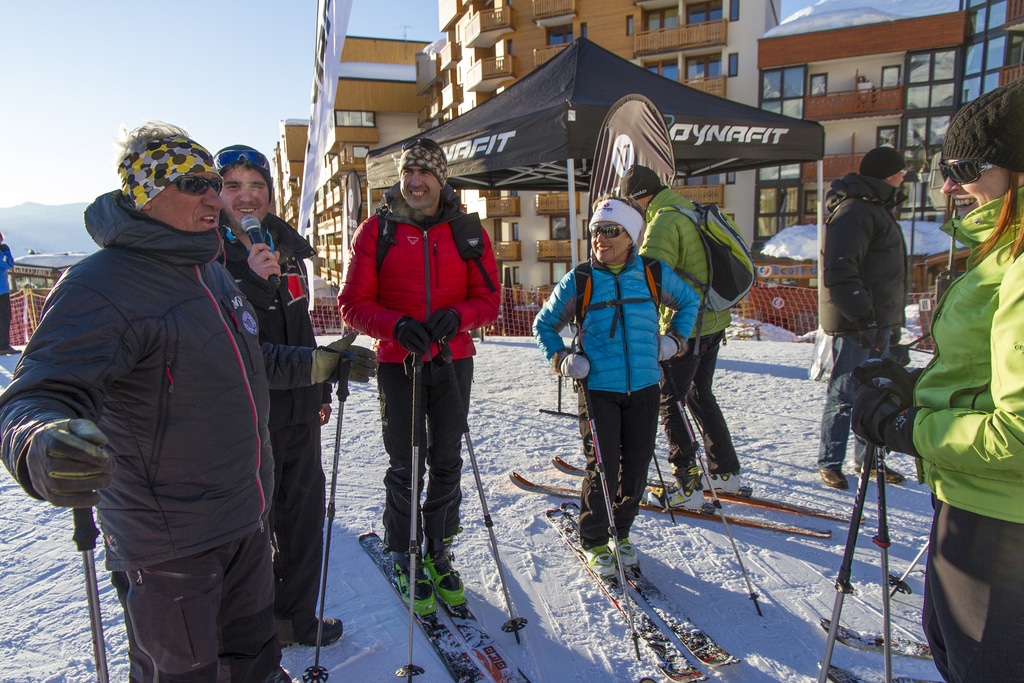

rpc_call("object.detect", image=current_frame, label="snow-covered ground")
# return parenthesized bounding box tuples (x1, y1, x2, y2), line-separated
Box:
(0, 336, 942, 683)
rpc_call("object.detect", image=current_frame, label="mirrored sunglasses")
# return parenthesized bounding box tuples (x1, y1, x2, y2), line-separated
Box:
(172, 175, 223, 195)
(590, 224, 624, 238)
(402, 137, 441, 152)
(213, 148, 271, 173)
(939, 159, 995, 185)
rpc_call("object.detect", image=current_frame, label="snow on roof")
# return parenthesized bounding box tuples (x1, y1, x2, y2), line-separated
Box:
(14, 252, 88, 269)
(338, 62, 415, 82)
(766, 0, 960, 38)
(760, 219, 955, 260)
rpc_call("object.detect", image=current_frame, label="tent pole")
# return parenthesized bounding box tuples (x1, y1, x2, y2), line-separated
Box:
(568, 158, 579, 268)
(816, 159, 824, 300)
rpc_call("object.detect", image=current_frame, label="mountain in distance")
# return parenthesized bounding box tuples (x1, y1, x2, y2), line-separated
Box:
(0, 202, 97, 257)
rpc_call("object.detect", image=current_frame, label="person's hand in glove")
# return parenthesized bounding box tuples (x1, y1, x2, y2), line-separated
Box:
(856, 321, 887, 352)
(657, 331, 689, 361)
(426, 308, 461, 344)
(552, 349, 590, 379)
(393, 317, 431, 356)
(311, 332, 378, 383)
(851, 380, 921, 457)
(852, 358, 917, 403)
(25, 418, 114, 508)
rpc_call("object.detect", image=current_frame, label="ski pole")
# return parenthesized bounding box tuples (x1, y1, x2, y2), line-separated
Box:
(73, 507, 109, 683)
(648, 450, 677, 525)
(889, 539, 929, 597)
(665, 371, 762, 615)
(439, 343, 527, 641)
(578, 377, 642, 661)
(397, 355, 425, 682)
(818, 447, 876, 683)
(872, 446, 894, 683)
(304, 363, 351, 683)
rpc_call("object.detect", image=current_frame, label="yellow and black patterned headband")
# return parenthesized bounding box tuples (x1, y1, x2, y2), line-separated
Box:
(118, 136, 215, 209)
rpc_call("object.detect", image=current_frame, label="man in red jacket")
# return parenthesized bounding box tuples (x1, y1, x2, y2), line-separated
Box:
(339, 139, 499, 615)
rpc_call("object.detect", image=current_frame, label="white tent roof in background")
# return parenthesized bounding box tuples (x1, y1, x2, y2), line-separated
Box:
(768, 0, 960, 37)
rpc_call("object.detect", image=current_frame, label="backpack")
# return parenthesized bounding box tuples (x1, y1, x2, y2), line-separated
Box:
(663, 202, 754, 313)
(375, 209, 497, 293)
(572, 257, 662, 335)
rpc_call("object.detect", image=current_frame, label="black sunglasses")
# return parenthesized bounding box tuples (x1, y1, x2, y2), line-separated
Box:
(402, 137, 441, 152)
(939, 159, 995, 185)
(590, 224, 624, 238)
(172, 175, 223, 195)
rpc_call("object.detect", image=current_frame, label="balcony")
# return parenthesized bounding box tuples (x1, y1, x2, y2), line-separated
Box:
(536, 192, 578, 215)
(532, 0, 576, 27)
(485, 195, 521, 217)
(465, 55, 517, 93)
(804, 86, 904, 121)
(493, 240, 522, 261)
(534, 43, 569, 68)
(801, 153, 861, 183)
(463, 7, 515, 49)
(1006, 0, 1024, 29)
(415, 52, 441, 96)
(418, 99, 442, 128)
(438, 0, 463, 31)
(537, 240, 589, 261)
(1000, 62, 1024, 86)
(681, 75, 726, 98)
(670, 183, 724, 205)
(634, 19, 727, 57)
(439, 40, 461, 71)
(441, 81, 463, 111)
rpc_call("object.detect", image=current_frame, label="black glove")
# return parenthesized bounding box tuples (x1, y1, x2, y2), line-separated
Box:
(25, 418, 115, 508)
(851, 358, 916, 404)
(0, 244, 10, 253)
(394, 317, 431, 356)
(856, 321, 886, 352)
(426, 308, 461, 344)
(883, 407, 921, 457)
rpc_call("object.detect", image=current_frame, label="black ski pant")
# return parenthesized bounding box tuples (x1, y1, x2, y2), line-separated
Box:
(577, 383, 660, 550)
(0, 293, 10, 348)
(658, 329, 739, 477)
(269, 420, 326, 642)
(110, 525, 280, 682)
(378, 357, 472, 553)
(923, 499, 1024, 682)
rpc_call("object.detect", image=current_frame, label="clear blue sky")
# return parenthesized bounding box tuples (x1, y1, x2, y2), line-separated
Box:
(0, 0, 811, 208)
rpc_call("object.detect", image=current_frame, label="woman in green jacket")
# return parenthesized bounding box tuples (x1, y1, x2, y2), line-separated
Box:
(851, 79, 1024, 682)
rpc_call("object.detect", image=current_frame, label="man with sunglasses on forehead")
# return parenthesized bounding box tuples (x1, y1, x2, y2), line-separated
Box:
(339, 138, 500, 615)
(215, 144, 346, 651)
(0, 122, 358, 683)
(816, 146, 909, 490)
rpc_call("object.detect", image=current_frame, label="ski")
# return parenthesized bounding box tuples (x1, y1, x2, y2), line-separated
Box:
(824, 663, 940, 683)
(439, 599, 532, 682)
(820, 618, 933, 660)
(359, 532, 486, 682)
(544, 506, 708, 682)
(552, 456, 849, 523)
(559, 502, 739, 668)
(512, 471, 832, 539)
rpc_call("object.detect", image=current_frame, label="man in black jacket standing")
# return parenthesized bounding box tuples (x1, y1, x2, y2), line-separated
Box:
(215, 145, 344, 649)
(817, 146, 909, 489)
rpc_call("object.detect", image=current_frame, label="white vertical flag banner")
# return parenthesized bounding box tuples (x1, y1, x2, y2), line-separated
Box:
(299, 0, 353, 239)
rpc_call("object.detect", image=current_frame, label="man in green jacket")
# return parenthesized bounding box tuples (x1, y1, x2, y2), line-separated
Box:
(622, 165, 745, 507)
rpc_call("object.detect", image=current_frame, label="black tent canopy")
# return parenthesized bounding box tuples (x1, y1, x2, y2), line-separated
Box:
(365, 38, 824, 191)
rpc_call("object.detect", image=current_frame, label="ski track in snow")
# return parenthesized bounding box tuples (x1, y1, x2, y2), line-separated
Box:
(0, 338, 944, 682)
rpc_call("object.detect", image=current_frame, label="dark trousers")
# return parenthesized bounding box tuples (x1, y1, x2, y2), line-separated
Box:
(923, 500, 1024, 682)
(577, 384, 660, 549)
(378, 357, 472, 552)
(269, 421, 326, 640)
(658, 329, 739, 476)
(818, 333, 888, 471)
(0, 293, 11, 348)
(111, 526, 280, 682)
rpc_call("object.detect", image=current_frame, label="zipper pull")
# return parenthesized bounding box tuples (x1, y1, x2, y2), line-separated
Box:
(164, 362, 175, 394)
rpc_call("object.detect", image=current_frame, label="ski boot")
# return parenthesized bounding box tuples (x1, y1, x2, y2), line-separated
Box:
(424, 536, 466, 608)
(392, 551, 435, 616)
(583, 543, 617, 578)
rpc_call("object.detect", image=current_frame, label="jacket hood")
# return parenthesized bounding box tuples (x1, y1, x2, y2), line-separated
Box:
(826, 173, 907, 213)
(380, 183, 464, 228)
(85, 191, 222, 266)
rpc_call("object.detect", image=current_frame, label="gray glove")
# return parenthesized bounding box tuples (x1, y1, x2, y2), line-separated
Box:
(311, 332, 378, 384)
(553, 350, 590, 379)
(658, 331, 688, 360)
(26, 418, 114, 508)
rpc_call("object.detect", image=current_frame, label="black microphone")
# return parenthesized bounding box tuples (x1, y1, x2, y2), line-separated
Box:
(240, 215, 280, 287)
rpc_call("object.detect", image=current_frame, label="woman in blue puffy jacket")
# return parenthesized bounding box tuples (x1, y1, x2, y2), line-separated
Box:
(533, 195, 699, 576)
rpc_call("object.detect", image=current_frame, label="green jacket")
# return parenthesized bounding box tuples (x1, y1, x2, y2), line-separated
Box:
(638, 188, 731, 338)
(912, 187, 1024, 523)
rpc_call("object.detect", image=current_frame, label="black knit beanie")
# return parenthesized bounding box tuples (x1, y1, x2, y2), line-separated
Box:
(619, 165, 667, 201)
(943, 78, 1024, 171)
(859, 147, 905, 179)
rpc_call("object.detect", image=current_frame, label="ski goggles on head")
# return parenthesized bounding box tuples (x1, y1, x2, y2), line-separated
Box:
(939, 158, 995, 185)
(590, 224, 625, 238)
(402, 137, 441, 152)
(214, 147, 272, 173)
(171, 175, 223, 196)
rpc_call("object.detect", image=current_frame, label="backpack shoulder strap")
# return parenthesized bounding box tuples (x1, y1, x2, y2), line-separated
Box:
(375, 211, 395, 270)
(639, 256, 662, 308)
(572, 262, 593, 326)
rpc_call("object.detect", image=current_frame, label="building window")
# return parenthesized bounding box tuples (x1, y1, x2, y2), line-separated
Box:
(647, 59, 679, 81)
(504, 266, 520, 286)
(626, 16, 634, 36)
(352, 145, 369, 158)
(809, 73, 827, 95)
(761, 66, 805, 118)
(686, 54, 721, 80)
(581, 22, 587, 39)
(335, 111, 375, 127)
(547, 25, 573, 46)
(550, 216, 568, 240)
(877, 126, 898, 148)
(511, 222, 519, 241)
(881, 65, 901, 87)
(730, 0, 740, 21)
(755, 185, 800, 240)
(687, 1, 723, 24)
(727, 53, 739, 78)
(645, 7, 679, 31)
(551, 263, 570, 285)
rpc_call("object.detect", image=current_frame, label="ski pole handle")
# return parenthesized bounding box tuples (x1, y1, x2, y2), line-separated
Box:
(73, 507, 99, 552)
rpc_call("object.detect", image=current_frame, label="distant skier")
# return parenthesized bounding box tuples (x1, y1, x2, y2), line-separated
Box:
(0, 232, 15, 354)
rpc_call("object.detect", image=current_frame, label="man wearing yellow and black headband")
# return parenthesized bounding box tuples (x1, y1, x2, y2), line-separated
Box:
(0, 122, 367, 683)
